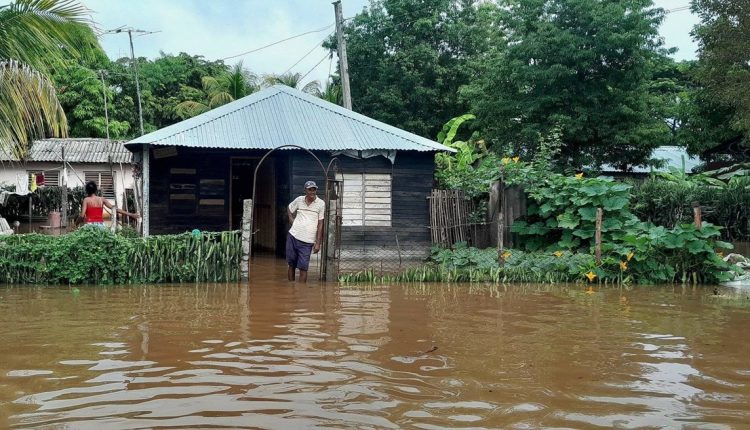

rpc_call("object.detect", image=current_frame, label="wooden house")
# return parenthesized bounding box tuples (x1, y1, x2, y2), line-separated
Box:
(125, 85, 453, 263)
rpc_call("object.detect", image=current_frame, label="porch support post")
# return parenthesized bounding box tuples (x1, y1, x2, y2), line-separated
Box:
(241, 199, 253, 281)
(142, 144, 150, 236)
(325, 197, 338, 281)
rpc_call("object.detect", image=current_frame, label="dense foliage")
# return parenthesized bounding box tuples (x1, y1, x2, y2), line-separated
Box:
(0, 0, 98, 157)
(691, 0, 750, 149)
(502, 160, 734, 283)
(330, 0, 496, 139)
(463, 0, 672, 169)
(0, 228, 241, 284)
(631, 173, 750, 240)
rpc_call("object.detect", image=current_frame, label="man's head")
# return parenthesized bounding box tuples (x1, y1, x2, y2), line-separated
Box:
(304, 180, 317, 198)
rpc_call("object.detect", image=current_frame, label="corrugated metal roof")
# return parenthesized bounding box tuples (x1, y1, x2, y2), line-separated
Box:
(126, 85, 455, 152)
(601, 146, 700, 173)
(0, 138, 132, 163)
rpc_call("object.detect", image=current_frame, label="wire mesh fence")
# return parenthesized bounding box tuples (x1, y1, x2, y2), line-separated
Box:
(336, 246, 431, 275)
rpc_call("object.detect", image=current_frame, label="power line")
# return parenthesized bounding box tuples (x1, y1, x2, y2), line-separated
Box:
(282, 31, 334, 76)
(299, 53, 330, 83)
(665, 6, 691, 14)
(221, 23, 334, 61)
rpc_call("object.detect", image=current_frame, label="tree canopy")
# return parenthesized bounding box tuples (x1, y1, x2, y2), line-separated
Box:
(329, 0, 497, 139)
(462, 0, 672, 170)
(690, 0, 749, 155)
(0, 0, 98, 157)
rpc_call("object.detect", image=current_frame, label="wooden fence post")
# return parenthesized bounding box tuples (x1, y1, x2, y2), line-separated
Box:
(595, 208, 603, 265)
(241, 199, 253, 281)
(692, 201, 702, 229)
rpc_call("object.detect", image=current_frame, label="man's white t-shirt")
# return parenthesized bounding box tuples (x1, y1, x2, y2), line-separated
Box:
(288, 196, 325, 244)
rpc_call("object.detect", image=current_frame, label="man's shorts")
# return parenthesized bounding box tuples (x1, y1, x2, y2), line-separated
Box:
(286, 233, 314, 271)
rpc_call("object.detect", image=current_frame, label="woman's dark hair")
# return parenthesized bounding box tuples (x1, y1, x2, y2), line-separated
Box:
(85, 181, 98, 196)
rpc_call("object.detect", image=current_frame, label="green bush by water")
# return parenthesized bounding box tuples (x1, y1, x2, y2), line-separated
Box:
(0, 228, 242, 284)
(339, 240, 736, 285)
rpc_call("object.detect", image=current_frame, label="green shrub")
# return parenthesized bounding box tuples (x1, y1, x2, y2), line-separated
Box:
(0, 228, 241, 284)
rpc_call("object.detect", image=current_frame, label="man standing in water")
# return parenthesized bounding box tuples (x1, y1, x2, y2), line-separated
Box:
(287, 180, 325, 283)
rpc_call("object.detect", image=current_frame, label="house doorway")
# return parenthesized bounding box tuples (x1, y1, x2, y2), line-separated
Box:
(230, 157, 276, 252)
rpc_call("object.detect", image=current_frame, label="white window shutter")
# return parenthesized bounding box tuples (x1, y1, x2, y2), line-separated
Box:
(337, 172, 391, 227)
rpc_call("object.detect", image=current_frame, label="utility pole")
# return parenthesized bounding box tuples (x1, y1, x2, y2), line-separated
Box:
(61, 147, 67, 228)
(333, 1, 352, 110)
(103, 27, 157, 136)
(99, 70, 110, 140)
(128, 29, 144, 136)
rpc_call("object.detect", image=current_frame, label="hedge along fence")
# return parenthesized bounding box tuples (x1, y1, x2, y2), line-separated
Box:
(630, 177, 750, 241)
(0, 228, 242, 284)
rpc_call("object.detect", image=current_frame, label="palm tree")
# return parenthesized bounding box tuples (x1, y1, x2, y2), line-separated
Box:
(0, 0, 96, 158)
(174, 61, 258, 120)
(262, 72, 320, 94)
(225, 61, 258, 99)
(312, 82, 342, 105)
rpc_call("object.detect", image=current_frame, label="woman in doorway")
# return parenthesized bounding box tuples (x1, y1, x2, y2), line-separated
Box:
(82, 181, 138, 227)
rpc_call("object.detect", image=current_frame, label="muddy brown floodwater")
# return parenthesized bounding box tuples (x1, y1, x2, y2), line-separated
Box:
(1, 258, 750, 429)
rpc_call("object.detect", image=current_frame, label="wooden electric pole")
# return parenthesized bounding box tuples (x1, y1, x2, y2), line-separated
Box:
(333, 1, 352, 110)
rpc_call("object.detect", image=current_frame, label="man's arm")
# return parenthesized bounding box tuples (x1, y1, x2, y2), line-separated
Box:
(313, 219, 324, 253)
(287, 208, 295, 225)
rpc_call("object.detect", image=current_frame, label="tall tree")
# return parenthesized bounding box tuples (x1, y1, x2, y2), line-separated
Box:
(464, 0, 671, 169)
(262, 72, 320, 94)
(0, 0, 98, 157)
(174, 61, 258, 120)
(329, 0, 497, 138)
(691, 0, 749, 153)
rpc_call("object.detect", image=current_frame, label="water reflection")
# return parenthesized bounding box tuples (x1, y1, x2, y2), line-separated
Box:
(0, 276, 749, 428)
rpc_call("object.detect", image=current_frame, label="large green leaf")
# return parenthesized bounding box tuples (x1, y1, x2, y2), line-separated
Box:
(578, 207, 598, 221)
(437, 114, 475, 145)
(603, 196, 629, 211)
(557, 212, 580, 229)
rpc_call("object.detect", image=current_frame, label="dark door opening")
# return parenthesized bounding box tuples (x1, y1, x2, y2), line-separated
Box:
(230, 157, 276, 252)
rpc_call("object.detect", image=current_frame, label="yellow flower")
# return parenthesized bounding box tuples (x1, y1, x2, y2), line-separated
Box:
(502, 157, 511, 165)
(626, 251, 634, 261)
(501, 251, 512, 260)
(585, 271, 597, 282)
(619, 261, 628, 271)
(586, 286, 595, 295)
(575, 172, 584, 180)
(512, 156, 520, 163)
(554, 251, 564, 258)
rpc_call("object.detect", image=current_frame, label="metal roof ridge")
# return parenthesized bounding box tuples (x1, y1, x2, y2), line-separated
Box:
(270, 85, 452, 152)
(128, 87, 284, 144)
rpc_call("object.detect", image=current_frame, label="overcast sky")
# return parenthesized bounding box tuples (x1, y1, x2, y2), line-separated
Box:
(25, 0, 702, 87)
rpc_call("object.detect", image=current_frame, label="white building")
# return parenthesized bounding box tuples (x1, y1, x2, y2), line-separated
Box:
(0, 138, 135, 208)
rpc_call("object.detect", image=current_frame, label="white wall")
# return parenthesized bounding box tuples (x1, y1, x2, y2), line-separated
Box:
(0, 162, 135, 208)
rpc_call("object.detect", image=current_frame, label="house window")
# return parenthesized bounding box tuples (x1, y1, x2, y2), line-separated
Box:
(27, 170, 60, 188)
(339, 173, 391, 227)
(84, 171, 115, 200)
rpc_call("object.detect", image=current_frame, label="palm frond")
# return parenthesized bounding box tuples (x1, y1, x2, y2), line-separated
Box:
(301, 79, 321, 95)
(208, 91, 233, 108)
(225, 61, 258, 99)
(0, 60, 67, 159)
(174, 100, 210, 120)
(0, 0, 97, 73)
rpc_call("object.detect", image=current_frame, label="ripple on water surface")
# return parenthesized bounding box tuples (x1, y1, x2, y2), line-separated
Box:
(1, 278, 749, 429)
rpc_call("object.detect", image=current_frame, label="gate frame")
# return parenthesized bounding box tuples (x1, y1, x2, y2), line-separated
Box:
(250, 145, 340, 281)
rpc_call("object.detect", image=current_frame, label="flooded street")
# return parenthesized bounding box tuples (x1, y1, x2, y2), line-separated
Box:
(1, 259, 750, 429)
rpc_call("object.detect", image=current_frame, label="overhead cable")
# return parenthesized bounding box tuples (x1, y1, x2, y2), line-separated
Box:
(222, 23, 334, 61)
